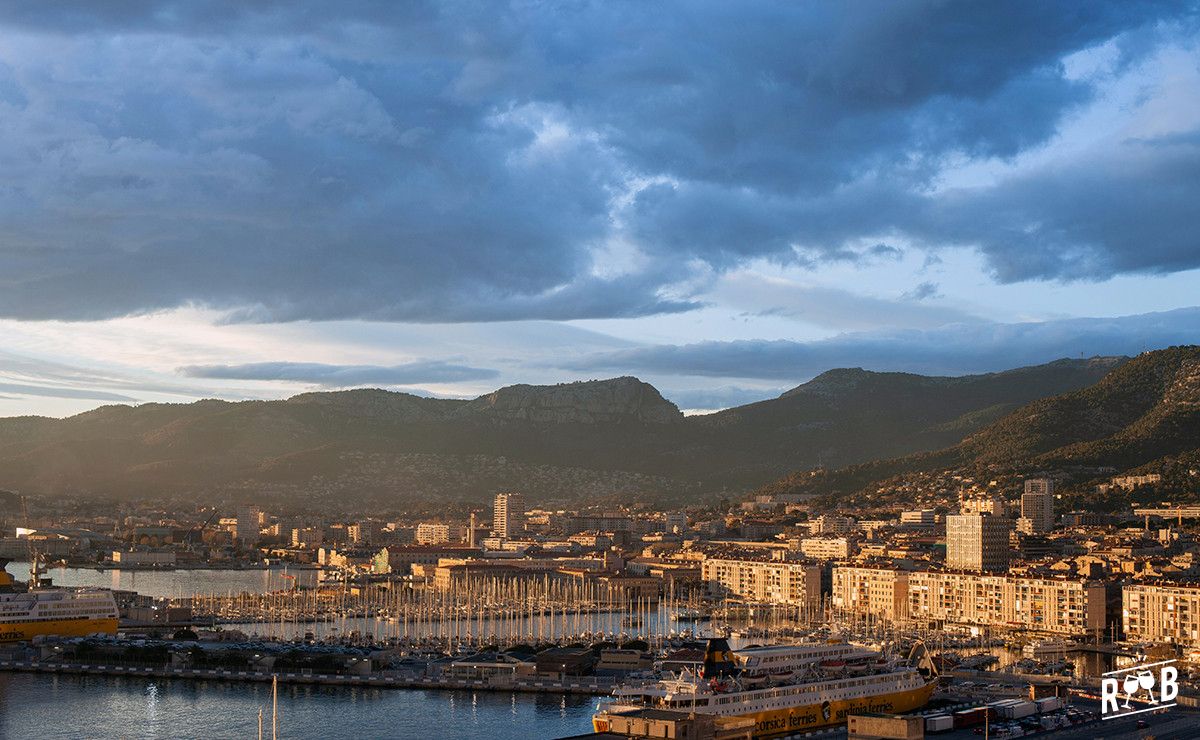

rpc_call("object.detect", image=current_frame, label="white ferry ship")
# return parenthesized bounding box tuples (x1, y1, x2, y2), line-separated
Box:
(594, 639, 938, 738)
(0, 559, 119, 642)
(735, 641, 879, 681)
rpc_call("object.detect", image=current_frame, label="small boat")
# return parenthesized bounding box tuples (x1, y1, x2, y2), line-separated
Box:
(740, 673, 769, 688)
(959, 654, 998, 670)
(1023, 639, 1078, 659)
(766, 669, 795, 685)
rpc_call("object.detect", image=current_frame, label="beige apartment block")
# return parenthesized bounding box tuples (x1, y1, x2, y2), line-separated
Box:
(1124, 583, 1200, 648)
(909, 572, 1105, 636)
(832, 566, 910, 621)
(702, 557, 822, 609)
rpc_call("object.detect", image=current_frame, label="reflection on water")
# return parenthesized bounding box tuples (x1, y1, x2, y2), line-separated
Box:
(4, 561, 319, 598)
(0, 671, 596, 739)
(973, 644, 1123, 678)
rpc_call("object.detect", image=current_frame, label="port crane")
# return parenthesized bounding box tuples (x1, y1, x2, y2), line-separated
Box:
(187, 507, 219, 543)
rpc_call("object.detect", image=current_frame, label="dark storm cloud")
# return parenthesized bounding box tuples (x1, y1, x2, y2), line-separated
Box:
(917, 135, 1200, 282)
(561, 308, 1200, 381)
(0, 1, 1192, 322)
(181, 360, 500, 386)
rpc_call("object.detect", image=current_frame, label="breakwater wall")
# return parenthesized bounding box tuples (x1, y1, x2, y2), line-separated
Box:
(0, 659, 620, 696)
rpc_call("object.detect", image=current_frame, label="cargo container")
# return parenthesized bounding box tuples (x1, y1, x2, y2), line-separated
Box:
(952, 707, 993, 729)
(846, 713, 924, 740)
(1006, 701, 1036, 719)
(925, 715, 953, 733)
(1034, 696, 1062, 713)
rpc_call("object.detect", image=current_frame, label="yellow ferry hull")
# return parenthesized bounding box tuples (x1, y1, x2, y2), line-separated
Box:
(594, 679, 936, 739)
(743, 678, 936, 738)
(0, 617, 119, 642)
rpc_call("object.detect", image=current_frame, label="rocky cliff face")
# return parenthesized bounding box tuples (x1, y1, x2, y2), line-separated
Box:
(1163, 359, 1200, 410)
(462, 377, 683, 424)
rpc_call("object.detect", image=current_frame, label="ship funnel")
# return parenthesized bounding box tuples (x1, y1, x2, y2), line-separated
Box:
(907, 641, 938, 679)
(701, 637, 739, 679)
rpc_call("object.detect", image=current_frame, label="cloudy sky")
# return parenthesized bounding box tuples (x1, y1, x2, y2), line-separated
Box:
(1, 1, 1198, 417)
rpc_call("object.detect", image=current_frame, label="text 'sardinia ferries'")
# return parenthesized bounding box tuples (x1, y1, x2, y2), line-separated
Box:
(0, 558, 119, 642)
(593, 639, 939, 739)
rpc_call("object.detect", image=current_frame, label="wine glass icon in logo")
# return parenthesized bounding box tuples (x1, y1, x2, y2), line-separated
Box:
(1122, 673, 1141, 708)
(1138, 670, 1158, 703)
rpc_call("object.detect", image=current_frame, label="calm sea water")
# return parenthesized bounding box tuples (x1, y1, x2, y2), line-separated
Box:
(4, 562, 319, 598)
(0, 672, 597, 739)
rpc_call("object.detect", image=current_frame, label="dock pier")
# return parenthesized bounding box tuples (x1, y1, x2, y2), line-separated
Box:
(0, 658, 620, 696)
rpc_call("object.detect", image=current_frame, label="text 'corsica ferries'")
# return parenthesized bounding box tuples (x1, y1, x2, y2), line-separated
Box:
(593, 639, 939, 739)
(0, 559, 119, 642)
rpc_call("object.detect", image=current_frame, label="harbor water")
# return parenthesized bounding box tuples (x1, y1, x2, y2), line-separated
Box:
(3, 562, 319, 598)
(0, 672, 597, 739)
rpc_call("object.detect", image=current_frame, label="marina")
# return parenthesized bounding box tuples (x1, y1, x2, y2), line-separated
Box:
(1, 554, 1197, 739)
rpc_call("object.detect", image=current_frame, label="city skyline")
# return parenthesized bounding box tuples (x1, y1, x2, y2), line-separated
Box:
(4, 4, 1200, 739)
(1, 3, 1199, 417)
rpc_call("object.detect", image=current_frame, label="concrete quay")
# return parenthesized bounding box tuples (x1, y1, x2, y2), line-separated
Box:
(0, 659, 620, 696)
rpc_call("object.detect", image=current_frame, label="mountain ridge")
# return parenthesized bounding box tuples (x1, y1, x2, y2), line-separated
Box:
(756, 346, 1200, 503)
(0, 358, 1128, 505)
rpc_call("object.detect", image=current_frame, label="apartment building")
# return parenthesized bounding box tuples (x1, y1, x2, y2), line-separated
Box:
(799, 536, 855, 560)
(236, 506, 264, 546)
(832, 566, 910, 621)
(946, 514, 1012, 572)
(899, 510, 937, 528)
(416, 522, 466, 545)
(810, 514, 856, 535)
(1018, 479, 1056, 534)
(909, 572, 1105, 636)
(1123, 583, 1200, 648)
(701, 557, 822, 608)
(960, 493, 1007, 517)
(565, 513, 635, 534)
(492, 492, 526, 540)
